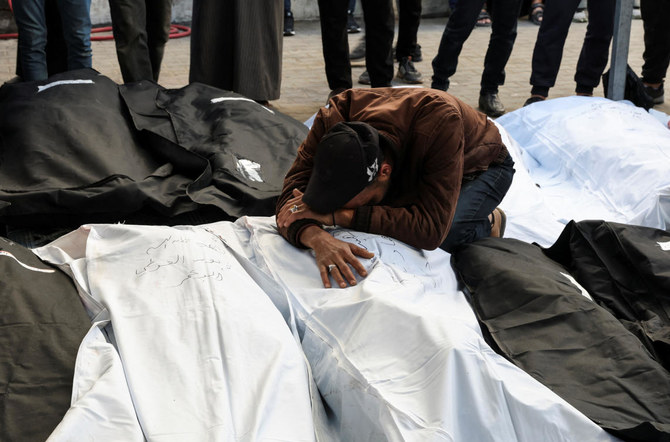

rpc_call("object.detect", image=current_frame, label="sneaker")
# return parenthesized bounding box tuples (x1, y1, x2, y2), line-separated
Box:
(347, 11, 361, 33)
(358, 70, 370, 85)
(572, 10, 587, 22)
(478, 92, 505, 118)
(644, 83, 665, 104)
(284, 11, 295, 36)
(350, 37, 366, 60)
(523, 95, 546, 106)
(490, 208, 506, 238)
(396, 57, 423, 84)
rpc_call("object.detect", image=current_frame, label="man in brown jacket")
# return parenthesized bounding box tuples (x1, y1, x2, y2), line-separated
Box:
(276, 87, 514, 288)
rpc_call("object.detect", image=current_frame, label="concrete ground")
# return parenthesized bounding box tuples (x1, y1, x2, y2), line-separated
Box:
(1, 17, 668, 123)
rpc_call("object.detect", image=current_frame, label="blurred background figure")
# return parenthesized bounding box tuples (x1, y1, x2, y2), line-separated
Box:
(529, 0, 543, 25)
(108, 0, 173, 83)
(284, 0, 295, 36)
(347, 0, 361, 33)
(190, 0, 283, 105)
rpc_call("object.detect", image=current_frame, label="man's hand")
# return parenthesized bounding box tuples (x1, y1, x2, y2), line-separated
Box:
(300, 226, 374, 288)
(277, 189, 332, 228)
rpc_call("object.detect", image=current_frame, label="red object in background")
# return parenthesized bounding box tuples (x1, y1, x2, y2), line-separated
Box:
(90, 24, 191, 41)
(1, 1, 190, 40)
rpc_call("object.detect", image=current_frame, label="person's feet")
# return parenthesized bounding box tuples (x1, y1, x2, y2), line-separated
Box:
(478, 93, 505, 118)
(410, 44, 423, 63)
(529, 2, 544, 25)
(358, 70, 370, 85)
(396, 57, 423, 84)
(523, 95, 546, 106)
(327, 87, 347, 104)
(572, 9, 587, 22)
(476, 8, 492, 27)
(349, 37, 366, 60)
(347, 10, 361, 33)
(489, 208, 506, 238)
(644, 82, 665, 104)
(283, 11, 295, 36)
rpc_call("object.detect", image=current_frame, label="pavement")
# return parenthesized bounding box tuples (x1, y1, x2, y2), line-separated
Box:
(1, 16, 668, 123)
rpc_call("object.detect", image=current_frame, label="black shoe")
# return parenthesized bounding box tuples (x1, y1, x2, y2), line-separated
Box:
(431, 78, 449, 92)
(327, 87, 348, 103)
(523, 95, 546, 107)
(283, 11, 295, 36)
(411, 44, 423, 63)
(478, 93, 505, 118)
(644, 83, 665, 104)
(358, 70, 370, 85)
(396, 57, 423, 84)
(350, 37, 366, 60)
(347, 11, 361, 33)
(4, 76, 22, 84)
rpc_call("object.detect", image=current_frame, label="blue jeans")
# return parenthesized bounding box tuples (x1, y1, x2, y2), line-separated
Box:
(13, 0, 92, 81)
(440, 154, 515, 253)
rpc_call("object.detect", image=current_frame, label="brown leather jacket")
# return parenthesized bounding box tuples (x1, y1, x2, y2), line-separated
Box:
(277, 87, 508, 250)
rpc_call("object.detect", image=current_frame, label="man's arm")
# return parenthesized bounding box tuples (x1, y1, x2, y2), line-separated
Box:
(275, 108, 330, 247)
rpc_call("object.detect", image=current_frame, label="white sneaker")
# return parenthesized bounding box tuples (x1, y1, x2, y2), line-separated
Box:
(572, 10, 587, 22)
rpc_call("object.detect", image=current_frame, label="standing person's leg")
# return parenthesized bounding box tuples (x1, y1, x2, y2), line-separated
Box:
(56, 0, 92, 70)
(189, 0, 233, 89)
(45, 0, 68, 76)
(361, 0, 394, 87)
(12, 0, 49, 81)
(573, 0, 615, 95)
(481, 0, 523, 95)
(108, 0, 150, 82)
(396, 0, 421, 61)
(640, 0, 670, 100)
(439, 154, 515, 253)
(527, 0, 581, 100)
(317, 0, 352, 91)
(478, 0, 523, 117)
(430, 0, 485, 91)
(145, 0, 173, 82)
(395, 0, 422, 83)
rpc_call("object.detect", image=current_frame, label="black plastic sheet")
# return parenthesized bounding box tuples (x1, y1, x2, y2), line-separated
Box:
(452, 222, 670, 441)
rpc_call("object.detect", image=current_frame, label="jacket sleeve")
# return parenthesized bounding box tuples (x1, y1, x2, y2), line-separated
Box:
(351, 107, 465, 250)
(275, 104, 346, 247)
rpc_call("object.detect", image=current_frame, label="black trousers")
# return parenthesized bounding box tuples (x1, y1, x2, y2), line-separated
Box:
(431, 0, 523, 94)
(317, 0, 394, 89)
(641, 0, 670, 85)
(108, 0, 172, 83)
(529, 0, 615, 97)
(395, 0, 421, 61)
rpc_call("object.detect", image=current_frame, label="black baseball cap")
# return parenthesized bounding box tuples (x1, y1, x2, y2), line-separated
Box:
(302, 121, 384, 213)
